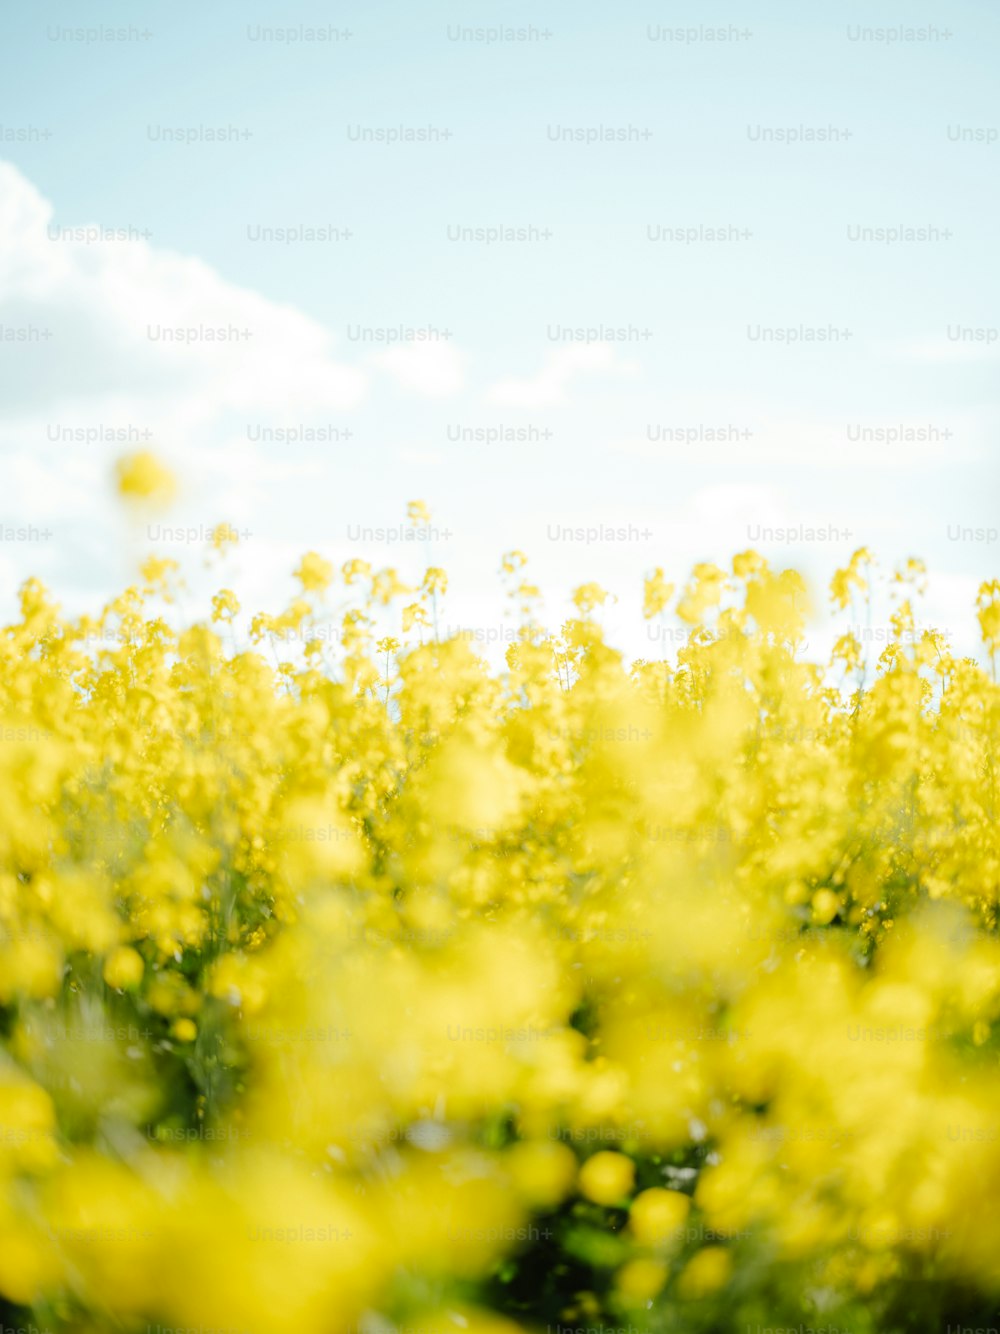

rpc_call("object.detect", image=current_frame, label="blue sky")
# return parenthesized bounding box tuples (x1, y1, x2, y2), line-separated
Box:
(1, 0, 998, 659)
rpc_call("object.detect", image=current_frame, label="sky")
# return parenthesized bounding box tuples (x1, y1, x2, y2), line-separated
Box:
(0, 0, 998, 661)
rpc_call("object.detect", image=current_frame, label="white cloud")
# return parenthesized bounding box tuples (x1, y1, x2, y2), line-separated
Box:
(396, 447, 445, 466)
(877, 334, 1000, 364)
(373, 342, 465, 398)
(0, 160, 368, 425)
(0, 160, 388, 611)
(612, 411, 987, 467)
(486, 342, 637, 408)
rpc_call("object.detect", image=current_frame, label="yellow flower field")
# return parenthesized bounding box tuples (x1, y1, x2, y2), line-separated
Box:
(1, 483, 999, 1333)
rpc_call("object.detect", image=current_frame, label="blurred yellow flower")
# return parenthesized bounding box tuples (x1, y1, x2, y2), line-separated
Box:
(114, 450, 177, 506)
(294, 551, 333, 593)
(0, 500, 997, 1332)
(102, 946, 144, 991)
(578, 1151, 635, 1205)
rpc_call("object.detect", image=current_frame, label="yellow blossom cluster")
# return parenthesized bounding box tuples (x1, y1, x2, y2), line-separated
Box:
(0, 499, 998, 1333)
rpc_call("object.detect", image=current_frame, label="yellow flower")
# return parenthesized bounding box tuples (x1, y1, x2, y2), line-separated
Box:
(211, 589, 240, 623)
(677, 1246, 732, 1298)
(114, 450, 177, 506)
(103, 945, 144, 990)
(976, 580, 1000, 654)
(402, 603, 430, 633)
(732, 550, 768, 580)
(616, 1257, 668, 1302)
(830, 546, 875, 610)
(2, 484, 1000, 1327)
(811, 889, 841, 926)
(342, 557, 371, 585)
(642, 567, 674, 620)
(629, 1187, 691, 1247)
(371, 567, 412, 606)
(211, 521, 241, 551)
(500, 550, 528, 575)
(506, 1140, 577, 1208)
(294, 552, 333, 593)
(676, 563, 726, 625)
(578, 1152, 635, 1205)
(422, 567, 448, 597)
(140, 556, 180, 588)
(572, 583, 610, 616)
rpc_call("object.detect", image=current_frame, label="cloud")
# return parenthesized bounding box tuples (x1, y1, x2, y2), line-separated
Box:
(0, 160, 388, 610)
(485, 342, 636, 408)
(396, 447, 445, 466)
(0, 160, 368, 425)
(877, 334, 1000, 364)
(611, 411, 987, 467)
(373, 341, 465, 398)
